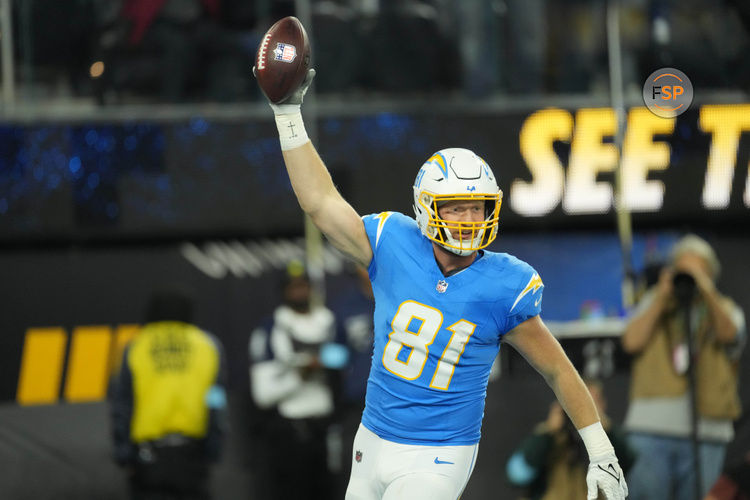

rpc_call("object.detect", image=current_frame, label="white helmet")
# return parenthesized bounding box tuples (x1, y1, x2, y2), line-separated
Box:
(413, 148, 503, 256)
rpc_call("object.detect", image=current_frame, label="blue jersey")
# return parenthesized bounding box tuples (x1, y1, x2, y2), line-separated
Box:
(360, 212, 544, 445)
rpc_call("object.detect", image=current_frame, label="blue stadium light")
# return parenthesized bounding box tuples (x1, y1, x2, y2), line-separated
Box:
(68, 156, 82, 175)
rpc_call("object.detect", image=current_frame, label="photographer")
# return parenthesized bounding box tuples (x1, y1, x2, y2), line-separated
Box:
(505, 379, 634, 500)
(622, 235, 746, 500)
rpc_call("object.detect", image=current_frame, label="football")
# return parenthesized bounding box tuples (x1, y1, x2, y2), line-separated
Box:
(254, 16, 312, 103)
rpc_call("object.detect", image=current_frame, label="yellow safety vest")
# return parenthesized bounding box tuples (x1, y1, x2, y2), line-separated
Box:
(127, 321, 220, 442)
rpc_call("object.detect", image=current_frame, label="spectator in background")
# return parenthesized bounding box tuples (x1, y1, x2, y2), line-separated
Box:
(332, 264, 375, 411)
(622, 234, 746, 500)
(110, 288, 228, 500)
(546, 0, 607, 93)
(506, 378, 635, 500)
(452, 0, 503, 97)
(643, 0, 749, 91)
(249, 260, 347, 499)
(365, 0, 459, 93)
(503, 0, 547, 94)
(329, 264, 375, 496)
(117, 0, 249, 102)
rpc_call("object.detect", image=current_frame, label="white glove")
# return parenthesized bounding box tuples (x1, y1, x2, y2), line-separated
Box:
(586, 453, 628, 500)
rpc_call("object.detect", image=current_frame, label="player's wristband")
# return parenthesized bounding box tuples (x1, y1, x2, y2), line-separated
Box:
(578, 421, 615, 461)
(273, 110, 309, 151)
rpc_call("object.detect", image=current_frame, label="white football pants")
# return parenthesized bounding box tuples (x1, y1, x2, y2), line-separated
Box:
(345, 424, 479, 500)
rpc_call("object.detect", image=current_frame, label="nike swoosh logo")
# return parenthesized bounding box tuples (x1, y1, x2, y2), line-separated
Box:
(534, 296, 542, 307)
(597, 464, 621, 482)
(434, 457, 454, 465)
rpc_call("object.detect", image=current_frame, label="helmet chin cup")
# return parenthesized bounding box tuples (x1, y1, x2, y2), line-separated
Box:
(437, 236, 478, 257)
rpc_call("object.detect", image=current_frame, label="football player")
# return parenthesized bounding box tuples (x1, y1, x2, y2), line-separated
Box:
(254, 68, 629, 500)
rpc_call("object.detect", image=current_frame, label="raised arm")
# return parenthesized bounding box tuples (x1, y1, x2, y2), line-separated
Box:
(281, 141, 372, 267)
(504, 316, 628, 500)
(257, 69, 373, 267)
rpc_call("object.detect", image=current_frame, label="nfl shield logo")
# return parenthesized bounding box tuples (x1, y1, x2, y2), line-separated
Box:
(355, 450, 362, 463)
(273, 43, 297, 63)
(436, 280, 448, 293)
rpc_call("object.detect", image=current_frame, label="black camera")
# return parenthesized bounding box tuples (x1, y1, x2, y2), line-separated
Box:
(672, 271, 696, 304)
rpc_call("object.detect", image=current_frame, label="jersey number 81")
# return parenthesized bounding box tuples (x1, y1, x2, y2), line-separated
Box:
(382, 300, 476, 390)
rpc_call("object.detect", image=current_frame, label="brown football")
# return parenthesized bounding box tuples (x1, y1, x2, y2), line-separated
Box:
(255, 16, 312, 103)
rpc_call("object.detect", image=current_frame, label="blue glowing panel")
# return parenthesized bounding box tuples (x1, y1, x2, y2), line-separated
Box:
(0, 119, 293, 239)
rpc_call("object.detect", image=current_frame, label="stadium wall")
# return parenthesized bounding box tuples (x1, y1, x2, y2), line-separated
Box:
(0, 233, 748, 499)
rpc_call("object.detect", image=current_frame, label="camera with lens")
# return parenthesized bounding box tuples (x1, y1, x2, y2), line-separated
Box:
(672, 271, 696, 304)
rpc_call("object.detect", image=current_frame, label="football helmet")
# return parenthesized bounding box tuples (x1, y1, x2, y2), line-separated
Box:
(413, 148, 503, 256)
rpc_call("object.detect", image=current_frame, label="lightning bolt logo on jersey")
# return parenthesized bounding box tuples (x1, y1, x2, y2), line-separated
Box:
(360, 212, 544, 445)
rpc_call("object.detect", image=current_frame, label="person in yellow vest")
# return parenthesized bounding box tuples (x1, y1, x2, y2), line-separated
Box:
(111, 289, 228, 500)
(505, 379, 635, 500)
(622, 234, 746, 500)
